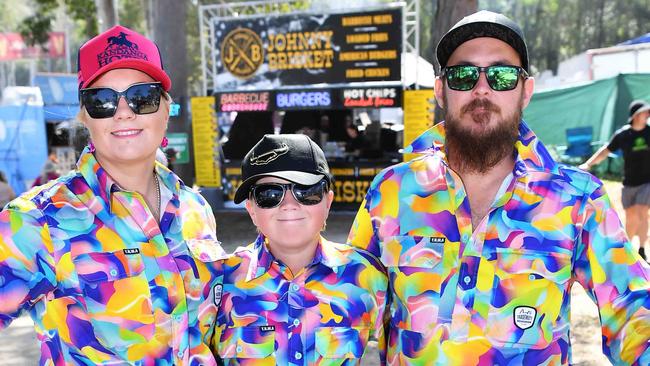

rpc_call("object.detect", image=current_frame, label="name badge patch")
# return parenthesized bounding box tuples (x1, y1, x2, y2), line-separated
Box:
(213, 284, 223, 306)
(513, 306, 537, 330)
(430, 237, 446, 244)
(260, 325, 275, 332)
(123, 248, 140, 255)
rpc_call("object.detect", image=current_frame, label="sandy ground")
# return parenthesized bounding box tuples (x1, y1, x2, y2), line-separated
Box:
(0, 181, 638, 365)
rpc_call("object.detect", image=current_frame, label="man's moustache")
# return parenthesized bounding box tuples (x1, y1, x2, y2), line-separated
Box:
(461, 99, 500, 114)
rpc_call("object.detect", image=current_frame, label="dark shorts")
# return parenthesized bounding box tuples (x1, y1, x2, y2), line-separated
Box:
(621, 182, 650, 209)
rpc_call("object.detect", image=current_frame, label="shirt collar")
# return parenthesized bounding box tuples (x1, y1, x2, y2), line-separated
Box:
(76, 147, 185, 211)
(403, 120, 560, 176)
(245, 235, 352, 281)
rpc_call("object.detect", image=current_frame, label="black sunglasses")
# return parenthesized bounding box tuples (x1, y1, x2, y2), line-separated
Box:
(442, 65, 528, 91)
(250, 180, 328, 209)
(80, 82, 163, 119)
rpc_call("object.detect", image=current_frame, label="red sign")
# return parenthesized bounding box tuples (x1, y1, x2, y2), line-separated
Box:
(218, 92, 270, 112)
(0, 32, 66, 61)
(342, 87, 401, 108)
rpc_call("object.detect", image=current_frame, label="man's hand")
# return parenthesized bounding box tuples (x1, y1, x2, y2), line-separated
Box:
(578, 163, 590, 171)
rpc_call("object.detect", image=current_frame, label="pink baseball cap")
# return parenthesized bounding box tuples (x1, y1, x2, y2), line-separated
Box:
(77, 25, 171, 91)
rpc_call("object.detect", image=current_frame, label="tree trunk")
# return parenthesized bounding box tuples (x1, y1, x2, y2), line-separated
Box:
(430, 0, 477, 123)
(96, 0, 118, 31)
(152, 0, 194, 184)
(430, 0, 478, 72)
(595, 0, 606, 47)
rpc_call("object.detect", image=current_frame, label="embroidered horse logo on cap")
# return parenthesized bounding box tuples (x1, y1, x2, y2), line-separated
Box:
(249, 143, 289, 165)
(98, 31, 148, 67)
(107, 32, 137, 48)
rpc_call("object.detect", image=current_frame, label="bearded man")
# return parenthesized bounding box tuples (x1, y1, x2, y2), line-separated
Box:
(347, 10, 650, 366)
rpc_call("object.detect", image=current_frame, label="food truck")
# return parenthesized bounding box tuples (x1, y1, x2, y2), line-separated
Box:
(196, 0, 433, 210)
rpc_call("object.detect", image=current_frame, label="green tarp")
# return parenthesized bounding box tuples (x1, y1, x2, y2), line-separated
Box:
(524, 73, 650, 146)
(523, 73, 650, 176)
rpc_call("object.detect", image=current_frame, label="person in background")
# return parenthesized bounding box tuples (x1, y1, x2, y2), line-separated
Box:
(0, 25, 226, 365)
(31, 148, 60, 187)
(212, 134, 388, 365)
(317, 113, 330, 148)
(348, 10, 650, 365)
(344, 114, 364, 159)
(164, 147, 178, 171)
(0, 170, 15, 207)
(580, 99, 650, 261)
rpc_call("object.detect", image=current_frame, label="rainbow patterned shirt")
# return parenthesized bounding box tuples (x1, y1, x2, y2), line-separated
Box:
(0, 149, 226, 365)
(348, 121, 650, 366)
(212, 235, 388, 365)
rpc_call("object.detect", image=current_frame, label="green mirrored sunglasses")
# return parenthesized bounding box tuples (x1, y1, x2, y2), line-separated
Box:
(442, 65, 528, 91)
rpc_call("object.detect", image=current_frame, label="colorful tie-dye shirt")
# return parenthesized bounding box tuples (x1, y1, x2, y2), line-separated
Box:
(0, 149, 227, 365)
(212, 235, 388, 365)
(348, 121, 650, 366)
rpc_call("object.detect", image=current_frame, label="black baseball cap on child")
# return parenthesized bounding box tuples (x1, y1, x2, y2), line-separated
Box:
(233, 134, 332, 204)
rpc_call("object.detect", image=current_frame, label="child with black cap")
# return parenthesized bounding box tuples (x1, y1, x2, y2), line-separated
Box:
(212, 134, 388, 365)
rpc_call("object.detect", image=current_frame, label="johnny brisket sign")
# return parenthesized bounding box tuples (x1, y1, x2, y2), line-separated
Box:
(213, 8, 402, 91)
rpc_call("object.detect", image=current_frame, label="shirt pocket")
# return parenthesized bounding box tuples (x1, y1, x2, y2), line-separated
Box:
(486, 248, 572, 349)
(386, 327, 429, 364)
(73, 249, 155, 348)
(314, 326, 369, 361)
(217, 325, 275, 360)
(379, 235, 445, 332)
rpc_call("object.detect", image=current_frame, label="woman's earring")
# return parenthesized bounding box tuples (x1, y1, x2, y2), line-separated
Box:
(88, 141, 95, 153)
(161, 137, 169, 148)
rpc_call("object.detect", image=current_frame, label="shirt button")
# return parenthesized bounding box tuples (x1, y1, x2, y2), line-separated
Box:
(291, 283, 300, 291)
(463, 275, 472, 285)
(109, 269, 118, 277)
(293, 318, 300, 326)
(236, 346, 243, 353)
(173, 315, 182, 322)
(461, 234, 470, 242)
(295, 352, 302, 360)
(177, 351, 183, 358)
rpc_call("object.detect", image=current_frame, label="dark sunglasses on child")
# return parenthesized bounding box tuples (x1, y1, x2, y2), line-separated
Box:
(79, 82, 163, 119)
(442, 65, 528, 91)
(250, 179, 329, 209)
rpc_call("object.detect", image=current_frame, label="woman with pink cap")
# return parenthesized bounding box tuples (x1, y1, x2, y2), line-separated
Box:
(0, 26, 226, 365)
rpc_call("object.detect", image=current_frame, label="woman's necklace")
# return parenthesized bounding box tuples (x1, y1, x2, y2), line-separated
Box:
(152, 173, 161, 221)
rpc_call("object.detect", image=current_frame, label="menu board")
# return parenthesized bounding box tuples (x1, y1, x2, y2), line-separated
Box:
(403, 89, 435, 162)
(191, 96, 222, 187)
(213, 7, 402, 90)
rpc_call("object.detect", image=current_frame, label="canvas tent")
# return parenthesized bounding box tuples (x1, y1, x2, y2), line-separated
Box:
(523, 73, 650, 175)
(524, 73, 650, 146)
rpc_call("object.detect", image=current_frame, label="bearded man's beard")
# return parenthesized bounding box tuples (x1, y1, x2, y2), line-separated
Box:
(444, 96, 522, 174)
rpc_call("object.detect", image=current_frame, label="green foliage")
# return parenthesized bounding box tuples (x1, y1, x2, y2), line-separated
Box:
(18, 0, 58, 47)
(478, 0, 650, 74)
(64, 0, 98, 36)
(19, 0, 97, 51)
(118, 0, 146, 33)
